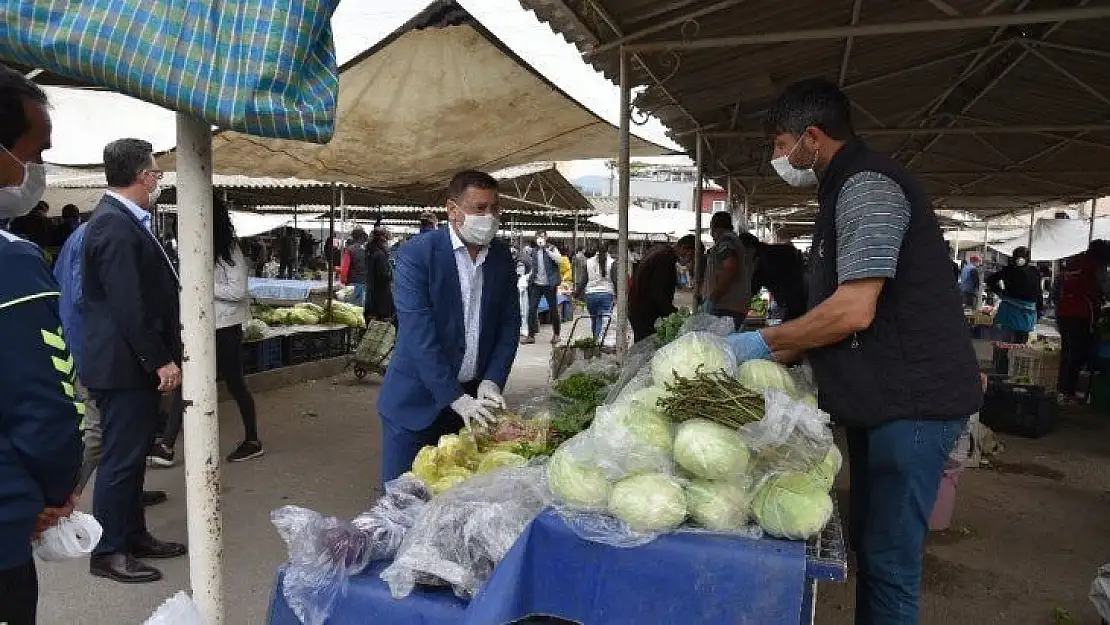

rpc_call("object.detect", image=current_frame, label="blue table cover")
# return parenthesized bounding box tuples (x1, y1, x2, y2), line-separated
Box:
(249, 278, 330, 302)
(268, 510, 808, 625)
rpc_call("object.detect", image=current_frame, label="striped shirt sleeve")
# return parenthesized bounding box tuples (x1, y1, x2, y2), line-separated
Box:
(834, 171, 911, 283)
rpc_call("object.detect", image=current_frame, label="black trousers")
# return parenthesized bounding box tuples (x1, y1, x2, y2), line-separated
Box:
(1057, 316, 1094, 396)
(527, 284, 561, 338)
(0, 559, 37, 625)
(90, 388, 161, 555)
(217, 325, 259, 441)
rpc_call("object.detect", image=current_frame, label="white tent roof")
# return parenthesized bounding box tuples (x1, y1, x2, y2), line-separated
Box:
(588, 207, 704, 237)
(157, 1, 671, 192)
(990, 218, 1110, 261)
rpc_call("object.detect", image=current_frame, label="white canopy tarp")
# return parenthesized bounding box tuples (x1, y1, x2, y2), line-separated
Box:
(990, 218, 1110, 260)
(589, 207, 702, 237)
(157, 12, 671, 190)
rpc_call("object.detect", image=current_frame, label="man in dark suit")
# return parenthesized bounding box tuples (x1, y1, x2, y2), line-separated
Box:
(377, 170, 520, 482)
(81, 138, 185, 583)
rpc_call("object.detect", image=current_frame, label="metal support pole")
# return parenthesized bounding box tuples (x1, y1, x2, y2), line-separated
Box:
(1027, 206, 1035, 254)
(616, 47, 632, 357)
(693, 131, 705, 309)
(572, 209, 580, 285)
(327, 183, 336, 319)
(340, 188, 348, 238)
(981, 219, 989, 259)
(953, 228, 961, 262)
(176, 113, 223, 623)
(1089, 198, 1097, 243)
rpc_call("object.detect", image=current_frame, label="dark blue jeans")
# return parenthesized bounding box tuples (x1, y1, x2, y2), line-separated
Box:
(846, 417, 967, 625)
(379, 381, 478, 484)
(90, 388, 161, 555)
(584, 292, 613, 339)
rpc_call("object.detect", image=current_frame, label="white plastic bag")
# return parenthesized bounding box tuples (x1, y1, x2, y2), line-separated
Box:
(144, 591, 205, 625)
(33, 511, 102, 561)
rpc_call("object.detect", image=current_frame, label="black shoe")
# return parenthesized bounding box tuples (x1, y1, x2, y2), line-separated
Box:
(147, 441, 175, 468)
(142, 490, 168, 507)
(227, 440, 264, 463)
(520, 336, 536, 345)
(130, 535, 187, 559)
(90, 553, 162, 583)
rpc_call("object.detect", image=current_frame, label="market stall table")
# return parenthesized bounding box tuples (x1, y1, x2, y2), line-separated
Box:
(267, 509, 846, 625)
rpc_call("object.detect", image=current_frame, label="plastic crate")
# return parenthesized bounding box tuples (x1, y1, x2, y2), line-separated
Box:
(241, 337, 285, 374)
(283, 331, 330, 365)
(241, 341, 261, 375)
(980, 380, 1057, 438)
(1007, 348, 1060, 391)
(323, 327, 352, 358)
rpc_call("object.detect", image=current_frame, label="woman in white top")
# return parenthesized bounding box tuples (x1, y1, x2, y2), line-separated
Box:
(213, 197, 263, 462)
(580, 245, 617, 339)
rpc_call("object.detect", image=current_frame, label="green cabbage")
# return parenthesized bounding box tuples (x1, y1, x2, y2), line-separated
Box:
(284, 307, 320, 325)
(807, 445, 842, 491)
(736, 360, 799, 397)
(476, 450, 528, 474)
(243, 319, 268, 342)
(685, 479, 751, 531)
(430, 467, 474, 495)
(607, 473, 687, 532)
(436, 434, 479, 470)
(294, 302, 325, 316)
(650, 333, 733, 386)
(751, 472, 833, 539)
(547, 444, 611, 509)
(593, 404, 673, 454)
(672, 419, 750, 480)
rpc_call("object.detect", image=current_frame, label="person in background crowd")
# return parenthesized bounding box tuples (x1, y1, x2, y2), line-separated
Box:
(8, 199, 51, 249)
(298, 231, 315, 272)
(523, 230, 562, 344)
(959, 255, 982, 309)
(558, 244, 572, 284)
(418, 210, 438, 234)
(83, 138, 185, 583)
(1055, 240, 1110, 404)
(628, 235, 695, 342)
(0, 64, 83, 625)
(704, 211, 757, 330)
(54, 203, 82, 247)
(377, 170, 520, 482)
(364, 225, 396, 324)
(277, 227, 296, 279)
(516, 251, 531, 339)
(576, 244, 617, 340)
(340, 227, 369, 306)
(986, 246, 1043, 344)
(745, 232, 808, 322)
(726, 78, 982, 625)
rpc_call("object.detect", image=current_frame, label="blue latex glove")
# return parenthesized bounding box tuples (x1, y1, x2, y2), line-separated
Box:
(726, 331, 772, 363)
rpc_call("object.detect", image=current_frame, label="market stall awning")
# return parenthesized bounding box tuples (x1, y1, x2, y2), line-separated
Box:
(990, 217, 1108, 260)
(588, 206, 700, 235)
(520, 0, 1110, 217)
(1, 1, 338, 142)
(157, 0, 672, 191)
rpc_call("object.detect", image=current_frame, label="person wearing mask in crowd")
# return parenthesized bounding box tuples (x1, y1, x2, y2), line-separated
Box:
(1055, 240, 1110, 404)
(82, 138, 186, 583)
(986, 246, 1043, 344)
(377, 170, 520, 481)
(418, 210, 438, 234)
(726, 79, 982, 625)
(523, 230, 562, 344)
(364, 225, 396, 324)
(576, 244, 617, 340)
(628, 235, 695, 342)
(745, 232, 808, 322)
(959, 255, 982, 309)
(340, 227, 369, 306)
(704, 211, 757, 330)
(0, 63, 83, 625)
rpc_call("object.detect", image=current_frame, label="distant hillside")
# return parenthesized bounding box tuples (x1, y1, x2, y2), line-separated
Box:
(573, 175, 611, 196)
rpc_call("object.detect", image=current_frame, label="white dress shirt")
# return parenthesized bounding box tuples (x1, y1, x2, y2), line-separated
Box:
(450, 226, 489, 383)
(106, 190, 179, 281)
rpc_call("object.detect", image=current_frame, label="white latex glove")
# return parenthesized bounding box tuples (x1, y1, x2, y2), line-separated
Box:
(451, 394, 495, 429)
(476, 380, 506, 410)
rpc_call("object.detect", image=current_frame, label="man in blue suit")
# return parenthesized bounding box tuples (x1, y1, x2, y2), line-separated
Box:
(377, 170, 521, 482)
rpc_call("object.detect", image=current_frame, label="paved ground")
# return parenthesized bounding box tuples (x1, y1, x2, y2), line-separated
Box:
(39, 323, 1110, 624)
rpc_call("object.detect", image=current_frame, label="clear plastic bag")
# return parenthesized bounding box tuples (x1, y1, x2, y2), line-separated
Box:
(144, 591, 205, 625)
(1090, 563, 1110, 621)
(679, 312, 736, 337)
(380, 466, 549, 600)
(649, 332, 738, 389)
(34, 511, 102, 561)
(271, 476, 430, 625)
(740, 390, 833, 475)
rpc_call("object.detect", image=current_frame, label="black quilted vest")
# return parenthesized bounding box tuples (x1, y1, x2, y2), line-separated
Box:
(807, 139, 982, 427)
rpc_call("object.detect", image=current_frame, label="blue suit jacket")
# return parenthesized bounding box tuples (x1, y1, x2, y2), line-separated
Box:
(377, 228, 520, 431)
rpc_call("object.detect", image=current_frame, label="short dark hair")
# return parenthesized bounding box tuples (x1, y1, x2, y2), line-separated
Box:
(763, 78, 855, 141)
(535, 230, 548, 238)
(0, 64, 48, 150)
(676, 234, 696, 249)
(104, 138, 154, 187)
(351, 226, 367, 242)
(447, 169, 498, 201)
(710, 211, 733, 231)
(62, 204, 79, 218)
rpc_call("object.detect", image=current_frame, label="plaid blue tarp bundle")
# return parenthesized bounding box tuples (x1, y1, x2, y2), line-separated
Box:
(0, 1, 339, 143)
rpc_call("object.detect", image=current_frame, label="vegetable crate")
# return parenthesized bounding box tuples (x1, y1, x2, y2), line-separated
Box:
(323, 327, 352, 358)
(242, 337, 285, 375)
(980, 380, 1057, 438)
(283, 331, 330, 365)
(1007, 348, 1060, 391)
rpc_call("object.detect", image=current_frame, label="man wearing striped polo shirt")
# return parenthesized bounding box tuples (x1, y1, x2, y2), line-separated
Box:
(726, 78, 982, 625)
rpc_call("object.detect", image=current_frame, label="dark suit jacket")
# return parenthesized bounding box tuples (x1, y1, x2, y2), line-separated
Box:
(628, 244, 679, 341)
(80, 195, 181, 390)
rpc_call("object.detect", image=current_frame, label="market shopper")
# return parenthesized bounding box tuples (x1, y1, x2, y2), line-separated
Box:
(959, 255, 982, 309)
(703, 211, 757, 330)
(726, 78, 982, 625)
(628, 235, 695, 342)
(376, 170, 520, 482)
(1055, 240, 1110, 403)
(340, 226, 370, 306)
(747, 233, 808, 322)
(0, 65, 83, 625)
(575, 244, 617, 340)
(83, 138, 186, 583)
(364, 225, 396, 323)
(986, 246, 1043, 343)
(523, 230, 563, 344)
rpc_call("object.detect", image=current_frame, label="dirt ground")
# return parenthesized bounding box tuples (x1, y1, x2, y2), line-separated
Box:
(817, 406, 1110, 625)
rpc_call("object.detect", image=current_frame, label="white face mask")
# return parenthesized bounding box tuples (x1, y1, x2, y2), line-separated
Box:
(457, 213, 499, 246)
(770, 137, 818, 188)
(0, 145, 47, 219)
(1016, 257, 1028, 267)
(536, 237, 546, 247)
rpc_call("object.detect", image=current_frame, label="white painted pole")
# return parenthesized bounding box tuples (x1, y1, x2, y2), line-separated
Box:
(953, 228, 961, 262)
(616, 47, 631, 357)
(176, 113, 224, 623)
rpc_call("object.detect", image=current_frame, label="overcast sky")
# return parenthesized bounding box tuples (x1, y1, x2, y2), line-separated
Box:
(42, 0, 685, 179)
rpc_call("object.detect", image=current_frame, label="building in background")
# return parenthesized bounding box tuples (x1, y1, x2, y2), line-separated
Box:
(574, 163, 725, 213)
